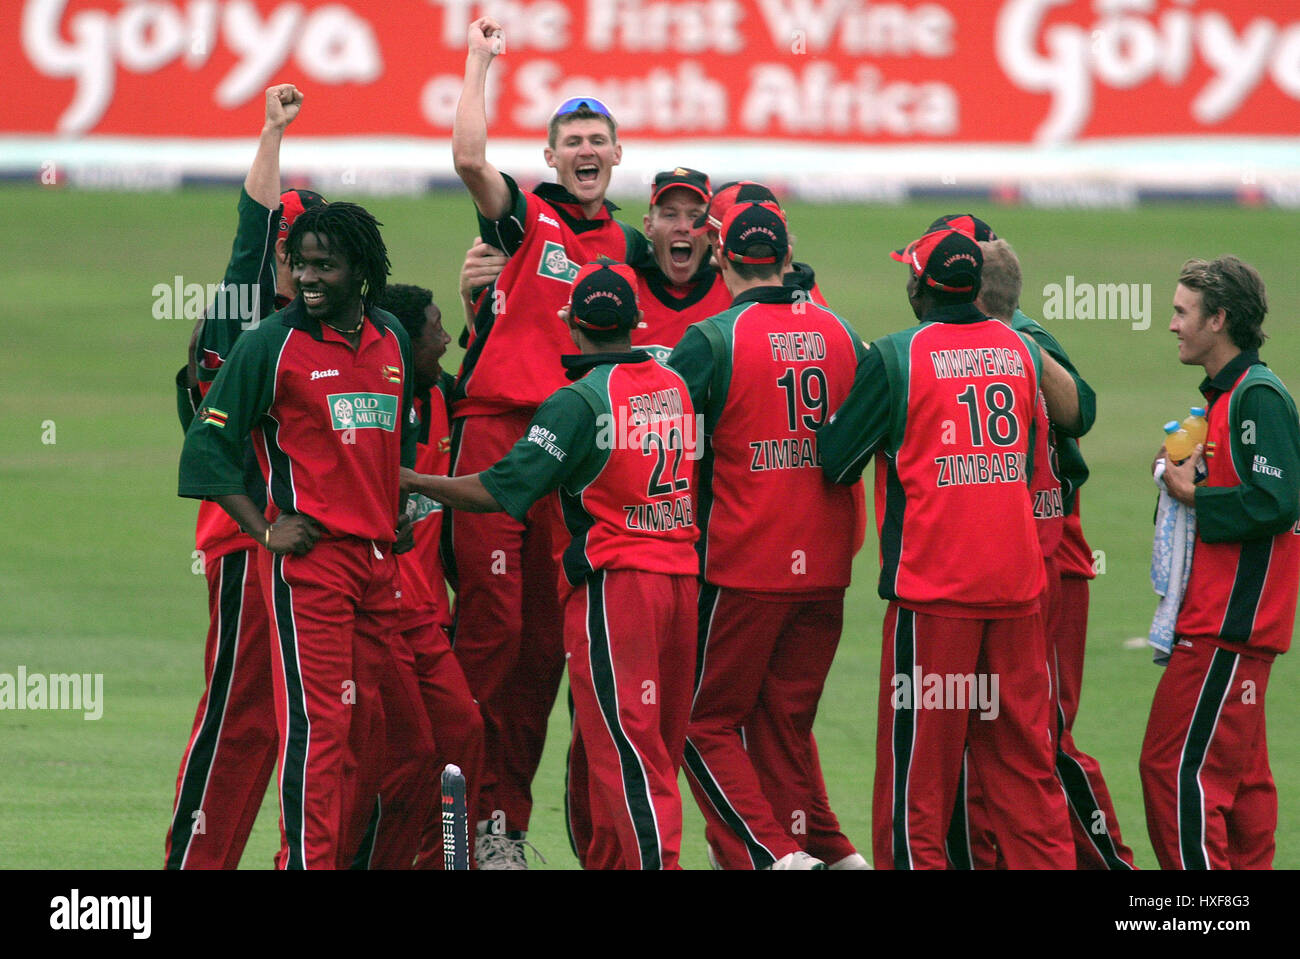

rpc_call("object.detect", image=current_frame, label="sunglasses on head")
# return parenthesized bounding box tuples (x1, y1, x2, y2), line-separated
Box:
(551, 96, 614, 120)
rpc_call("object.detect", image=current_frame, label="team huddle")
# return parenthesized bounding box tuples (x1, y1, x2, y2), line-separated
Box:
(169, 16, 1300, 870)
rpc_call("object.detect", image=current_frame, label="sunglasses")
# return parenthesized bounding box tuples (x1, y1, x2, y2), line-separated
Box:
(551, 95, 614, 121)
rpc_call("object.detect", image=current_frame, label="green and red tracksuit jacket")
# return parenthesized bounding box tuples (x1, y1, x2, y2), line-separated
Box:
(178, 299, 417, 542)
(176, 188, 294, 561)
(819, 301, 1046, 616)
(667, 284, 867, 592)
(1176, 351, 1300, 659)
(479, 351, 699, 588)
(453, 175, 646, 418)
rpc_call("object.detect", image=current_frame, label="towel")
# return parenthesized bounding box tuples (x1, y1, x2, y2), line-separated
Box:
(1149, 458, 1196, 666)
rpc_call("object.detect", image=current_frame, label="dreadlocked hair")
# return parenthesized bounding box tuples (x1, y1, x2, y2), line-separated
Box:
(287, 202, 390, 304)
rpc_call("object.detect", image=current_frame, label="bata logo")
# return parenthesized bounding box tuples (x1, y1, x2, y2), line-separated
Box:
(23, 0, 383, 134)
(997, 0, 1300, 143)
(327, 392, 397, 432)
(538, 213, 560, 228)
(537, 241, 579, 283)
(310, 369, 339, 380)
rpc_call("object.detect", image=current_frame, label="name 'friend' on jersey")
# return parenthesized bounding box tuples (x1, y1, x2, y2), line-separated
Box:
(692, 293, 865, 591)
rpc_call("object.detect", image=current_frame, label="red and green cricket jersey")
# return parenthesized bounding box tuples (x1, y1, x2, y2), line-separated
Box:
(452, 175, 644, 418)
(179, 299, 417, 542)
(175, 188, 293, 562)
(667, 285, 867, 592)
(479, 352, 699, 586)
(632, 266, 732, 363)
(630, 261, 826, 364)
(1177, 353, 1300, 658)
(820, 301, 1046, 615)
(1056, 499, 1096, 579)
(398, 373, 455, 630)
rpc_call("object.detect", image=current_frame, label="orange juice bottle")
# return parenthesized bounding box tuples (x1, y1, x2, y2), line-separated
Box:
(1164, 421, 1196, 463)
(1183, 407, 1208, 447)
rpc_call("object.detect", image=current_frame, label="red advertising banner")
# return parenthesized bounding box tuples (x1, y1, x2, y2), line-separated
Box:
(5, 0, 1300, 144)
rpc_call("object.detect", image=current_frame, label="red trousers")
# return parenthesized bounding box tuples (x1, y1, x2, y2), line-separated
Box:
(446, 412, 564, 834)
(950, 565, 1134, 869)
(683, 587, 856, 869)
(401, 620, 486, 870)
(261, 536, 399, 869)
(565, 570, 696, 869)
(875, 602, 1074, 870)
(1140, 637, 1276, 869)
(352, 626, 438, 870)
(165, 549, 277, 869)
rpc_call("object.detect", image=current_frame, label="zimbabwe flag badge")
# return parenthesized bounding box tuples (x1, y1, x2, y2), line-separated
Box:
(382, 365, 402, 384)
(200, 407, 228, 428)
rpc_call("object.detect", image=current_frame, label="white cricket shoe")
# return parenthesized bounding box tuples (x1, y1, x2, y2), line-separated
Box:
(767, 851, 827, 870)
(828, 852, 873, 870)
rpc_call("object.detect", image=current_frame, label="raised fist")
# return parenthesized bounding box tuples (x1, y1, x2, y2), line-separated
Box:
(265, 84, 304, 129)
(468, 16, 505, 57)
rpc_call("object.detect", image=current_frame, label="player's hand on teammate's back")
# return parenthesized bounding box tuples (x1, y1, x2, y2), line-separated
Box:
(394, 513, 415, 554)
(266, 513, 322, 555)
(265, 83, 304, 130)
(460, 237, 508, 300)
(468, 16, 505, 57)
(399, 467, 424, 495)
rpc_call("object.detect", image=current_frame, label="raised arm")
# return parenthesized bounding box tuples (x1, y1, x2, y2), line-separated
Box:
(453, 17, 511, 220)
(245, 83, 303, 209)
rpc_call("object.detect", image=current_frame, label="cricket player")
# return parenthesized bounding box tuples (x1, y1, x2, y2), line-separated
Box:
(949, 231, 1135, 871)
(402, 259, 700, 869)
(1140, 256, 1299, 869)
(167, 83, 325, 869)
(819, 227, 1076, 869)
(369, 283, 486, 870)
(668, 200, 869, 870)
(449, 15, 643, 867)
(179, 202, 417, 869)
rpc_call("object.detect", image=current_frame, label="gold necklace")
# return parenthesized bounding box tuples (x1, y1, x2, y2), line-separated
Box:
(323, 316, 364, 335)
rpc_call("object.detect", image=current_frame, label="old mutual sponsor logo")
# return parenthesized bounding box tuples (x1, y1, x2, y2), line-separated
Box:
(537, 241, 579, 283)
(327, 392, 398, 431)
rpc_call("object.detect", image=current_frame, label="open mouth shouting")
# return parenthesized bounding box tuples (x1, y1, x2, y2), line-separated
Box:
(575, 164, 600, 184)
(669, 241, 693, 267)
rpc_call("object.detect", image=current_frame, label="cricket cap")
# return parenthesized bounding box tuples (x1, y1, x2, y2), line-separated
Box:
(692, 181, 780, 235)
(569, 258, 639, 332)
(891, 213, 997, 261)
(896, 228, 982, 295)
(720, 201, 789, 265)
(651, 167, 711, 206)
(278, 189, 327, 241)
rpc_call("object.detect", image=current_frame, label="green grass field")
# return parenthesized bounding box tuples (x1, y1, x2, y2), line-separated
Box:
(1, 182, 1296, 870)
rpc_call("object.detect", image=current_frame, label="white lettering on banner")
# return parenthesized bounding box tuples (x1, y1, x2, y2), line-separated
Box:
(431, 0, 571, 51)
(585, 0, 746, 53)
(513, 60, 728, 132)
(753, 0, 953, 57)
(997, 0, 1300, 143)
(742, 64, 957, 135)
(21, 0, 382, 134)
